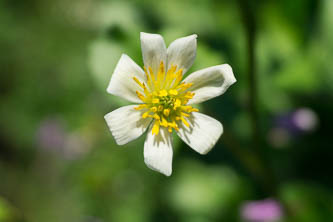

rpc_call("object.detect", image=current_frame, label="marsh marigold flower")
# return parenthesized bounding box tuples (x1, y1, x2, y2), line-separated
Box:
(105, 32, 236, 176)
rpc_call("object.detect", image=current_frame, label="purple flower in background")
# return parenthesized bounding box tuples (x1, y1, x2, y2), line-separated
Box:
(292, 108, 318, 132)
(36, 118, 91, 159)
(36, 118, 66, 151)
(241, 198, 283, 222)
(274, 113, 299, 135)
(274, 107, 318, 135)
(268, 107, 319, 148)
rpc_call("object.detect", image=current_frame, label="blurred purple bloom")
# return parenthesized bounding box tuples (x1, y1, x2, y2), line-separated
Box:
(275, 112, 299, 135)
(274, 107, 318, 135)
(292, 108, 318, 132)
(36, 118, 91, 159)
(268, 107, 318, 148)
(241, 198, 283, 222)
(36, 118, 66, 151)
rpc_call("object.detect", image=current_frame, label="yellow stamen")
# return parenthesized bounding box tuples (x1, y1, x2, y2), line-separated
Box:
(159, 89, 168, 97)
(157, 61, 165, 83)
(161, 117, 168, 127)
(150, 107, 157, 112)
(133, 61, 198, 134)
(142, 111, 150, 119)
(142, 83, 149, 95)
(134, 104, 148, 110)
(148, 67, 154, 80)
(181, 112, 190, 117)
(133, 76, 143, 88)
(169, 121, 179, 131)
(190, 108, 199, 112)
(164, 65, 177, 87)
(163, 109, 170, 117)
(169, 89, 178, 96)
(136, 91, 145, 102)
(152, 120, 160, 135)
(174, 99, 181, 110)
(177, 84, 193, 93)
(152, 98, 160, 104)
(181, 106, 193, 112)
(171, 69, 183, 87)
(181, 116, 190, 127)
(144, 66, 152, 89)
(184, 92, 195, 99)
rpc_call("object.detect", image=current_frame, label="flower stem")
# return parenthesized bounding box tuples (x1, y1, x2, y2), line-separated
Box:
(238, 0, 259, 153)
(234, 0, 277, 195)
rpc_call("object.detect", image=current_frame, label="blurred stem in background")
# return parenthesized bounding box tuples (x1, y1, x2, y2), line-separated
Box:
(240, 1, 259, 153)
(226, 0, 278, 196)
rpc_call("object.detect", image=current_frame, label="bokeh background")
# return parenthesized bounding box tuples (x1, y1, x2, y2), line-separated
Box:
(1, 0, 332, 221)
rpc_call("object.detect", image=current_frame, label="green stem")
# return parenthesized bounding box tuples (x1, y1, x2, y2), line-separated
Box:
(238, 0, 259, 153)
(223, 0, 277, 195)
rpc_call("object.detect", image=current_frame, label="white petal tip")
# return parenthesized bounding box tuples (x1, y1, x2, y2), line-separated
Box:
(145, 160, 172, 176)
(105, 54, 145, 103)
(198, 122, 223, 155)
(191, 34, 198, 39)
(106, 85, 113, 94)
(140, 32, 161, 39)
(104, 106, 151, 146)
(222, 64, 237, 85)
(104, 113, 125, 146)
(114, 139, 127, 146)
(104, 112, 111, 122)
(140, 32, 146, 38)
(165, 172, 172, 177)
(144, 127, 173, 177)
(177, 113, 223, 155)
(199, 150, 209, 155)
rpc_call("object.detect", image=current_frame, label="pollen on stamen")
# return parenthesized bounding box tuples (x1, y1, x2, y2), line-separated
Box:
(153, 114, 160, 120)
(152, 98, 160, 104)
(163, 109, 170, 117)
(142, 111, 150, 119)
(150, 107, 157, 112)
(181, 116, 190, 127)
(136, 91, 146, 102)
(169, 89, 178, 96)
(134, 104, 147, 110)
(159, 90, 168, 97)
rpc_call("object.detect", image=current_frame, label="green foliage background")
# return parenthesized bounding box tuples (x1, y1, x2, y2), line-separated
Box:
(0, 0, 332, 221)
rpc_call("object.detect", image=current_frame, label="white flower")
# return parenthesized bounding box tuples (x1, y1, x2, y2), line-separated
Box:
(104, 32, 236, 176)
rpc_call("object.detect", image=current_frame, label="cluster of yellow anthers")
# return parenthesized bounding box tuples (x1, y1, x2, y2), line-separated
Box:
(133, 61, 199, 135)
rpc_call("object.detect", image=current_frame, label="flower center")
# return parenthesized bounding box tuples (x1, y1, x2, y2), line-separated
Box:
(133, 61, 198, 135)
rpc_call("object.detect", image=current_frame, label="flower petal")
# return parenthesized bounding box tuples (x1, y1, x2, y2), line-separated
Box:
(144, 124, 173, 176)
(176, 112, 223, 154)
(167, 34, 197, 74)
(107, 54, 146, 103)
(183, 64, 236, 104)
(104, 105, 152, 145)
(140, 32, 167, 76)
